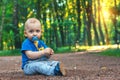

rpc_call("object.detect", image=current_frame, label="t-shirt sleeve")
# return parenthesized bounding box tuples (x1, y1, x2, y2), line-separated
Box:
(21, 42, 32, 53)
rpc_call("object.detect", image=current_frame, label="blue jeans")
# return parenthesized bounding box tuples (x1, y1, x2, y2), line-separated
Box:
(23, 57, 59, 76)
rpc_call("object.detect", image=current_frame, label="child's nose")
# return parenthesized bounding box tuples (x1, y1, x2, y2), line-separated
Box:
(33, 32, 37, 36)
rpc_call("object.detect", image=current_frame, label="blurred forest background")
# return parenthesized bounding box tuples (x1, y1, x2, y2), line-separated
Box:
(0, 0, 120, 51)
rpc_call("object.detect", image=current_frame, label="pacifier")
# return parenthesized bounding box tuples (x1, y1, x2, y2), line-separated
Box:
(32, 36, 39, 42)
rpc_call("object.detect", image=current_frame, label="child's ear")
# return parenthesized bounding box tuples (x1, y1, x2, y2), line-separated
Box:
(24, 31, 27, 37)
(41, 30, 43, 33)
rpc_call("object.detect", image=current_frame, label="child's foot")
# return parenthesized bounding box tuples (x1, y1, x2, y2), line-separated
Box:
(59, 62, 66, 76)
(54, 62, 66, 76)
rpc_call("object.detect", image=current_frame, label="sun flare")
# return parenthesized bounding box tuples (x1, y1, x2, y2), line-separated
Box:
(103, 10, 110, 19)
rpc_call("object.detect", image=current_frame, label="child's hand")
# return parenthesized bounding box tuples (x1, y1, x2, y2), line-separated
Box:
(43, 48, 54, 57)
(50, 49, 54, 55)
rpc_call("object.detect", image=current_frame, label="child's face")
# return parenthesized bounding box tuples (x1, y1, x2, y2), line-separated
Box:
(24, 25, 42, 41)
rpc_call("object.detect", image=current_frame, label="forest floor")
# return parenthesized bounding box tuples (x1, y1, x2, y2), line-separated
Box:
(0, 50, 120, 80)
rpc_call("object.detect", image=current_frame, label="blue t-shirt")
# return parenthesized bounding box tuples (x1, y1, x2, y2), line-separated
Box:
(21, 38, 48, 69)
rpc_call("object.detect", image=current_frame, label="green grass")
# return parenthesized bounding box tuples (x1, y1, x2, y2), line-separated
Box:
(0, 49, 20, 56)
(54, 46, 86, 53)
(0, 46, 86, 56)
(0, 46, 120, 57)
(54, 46, 74, 53)
(54, 46, 120, 58)
(99, 48, 120, 57)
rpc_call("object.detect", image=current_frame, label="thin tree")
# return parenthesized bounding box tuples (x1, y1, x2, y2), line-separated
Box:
(86, 0, 100, 45)
(0, 0, 5, 50)
(36, 0, 41, 20)
(76, 0, 82, 43)
(52, 0, 61, 47)
(101, 10, 110, 45)
(91, 14, 100, 45)
(86, 0, 92, 46)
(113, 0, 118, 45)
(97, 0, 105, 45)
(82, 1, 88, 45)
(13, 0, 20, 49)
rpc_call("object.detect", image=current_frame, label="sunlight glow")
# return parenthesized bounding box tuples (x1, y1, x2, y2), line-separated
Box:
(86, 45, 119, 51)
(18, 23, 23, 28)
(101, 2, 110, 20)
(103, 11, 110, 19)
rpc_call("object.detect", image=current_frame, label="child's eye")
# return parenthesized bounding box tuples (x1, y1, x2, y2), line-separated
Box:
(36, 30, 40, 33)
(29, 30, 33, 33)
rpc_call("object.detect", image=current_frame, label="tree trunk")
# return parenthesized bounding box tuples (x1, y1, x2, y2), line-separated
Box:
(36, 0, 41, 20)
(76, 0, 81, 43)
(82, 12, 88, 45)
(113, 0, 118, 45)
(82, 0, 88, 45)
(97, 0, 105, 45)
(58, 16, 65, 46)
(52, 0, 61, 47)
(101, 10, 110, 45)
(86, 0, 92, 46)
(0, 2, 5, 50)
(13, 0, 20, 49)
(91, 15, 100, 45)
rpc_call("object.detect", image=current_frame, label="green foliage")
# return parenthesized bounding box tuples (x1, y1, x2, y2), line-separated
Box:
(55, 46, 74, 53)
(2, 30, 15, 50)
(116, 16, 120, 32)
(2, 0, 7, 4)
(1, 0, 120, 51)
(99, 48, 120, 57)
(0, 49, 20, 56)
(54, 46, 87, 53)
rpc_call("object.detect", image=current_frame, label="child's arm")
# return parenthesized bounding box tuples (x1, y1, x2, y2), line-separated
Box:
(25, 48, 54, 59)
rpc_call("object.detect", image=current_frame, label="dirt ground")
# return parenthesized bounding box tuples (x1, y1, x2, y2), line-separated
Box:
(0, 51, 120, 80)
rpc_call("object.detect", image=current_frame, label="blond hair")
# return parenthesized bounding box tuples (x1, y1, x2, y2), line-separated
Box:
(25, 18, 41, 30)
